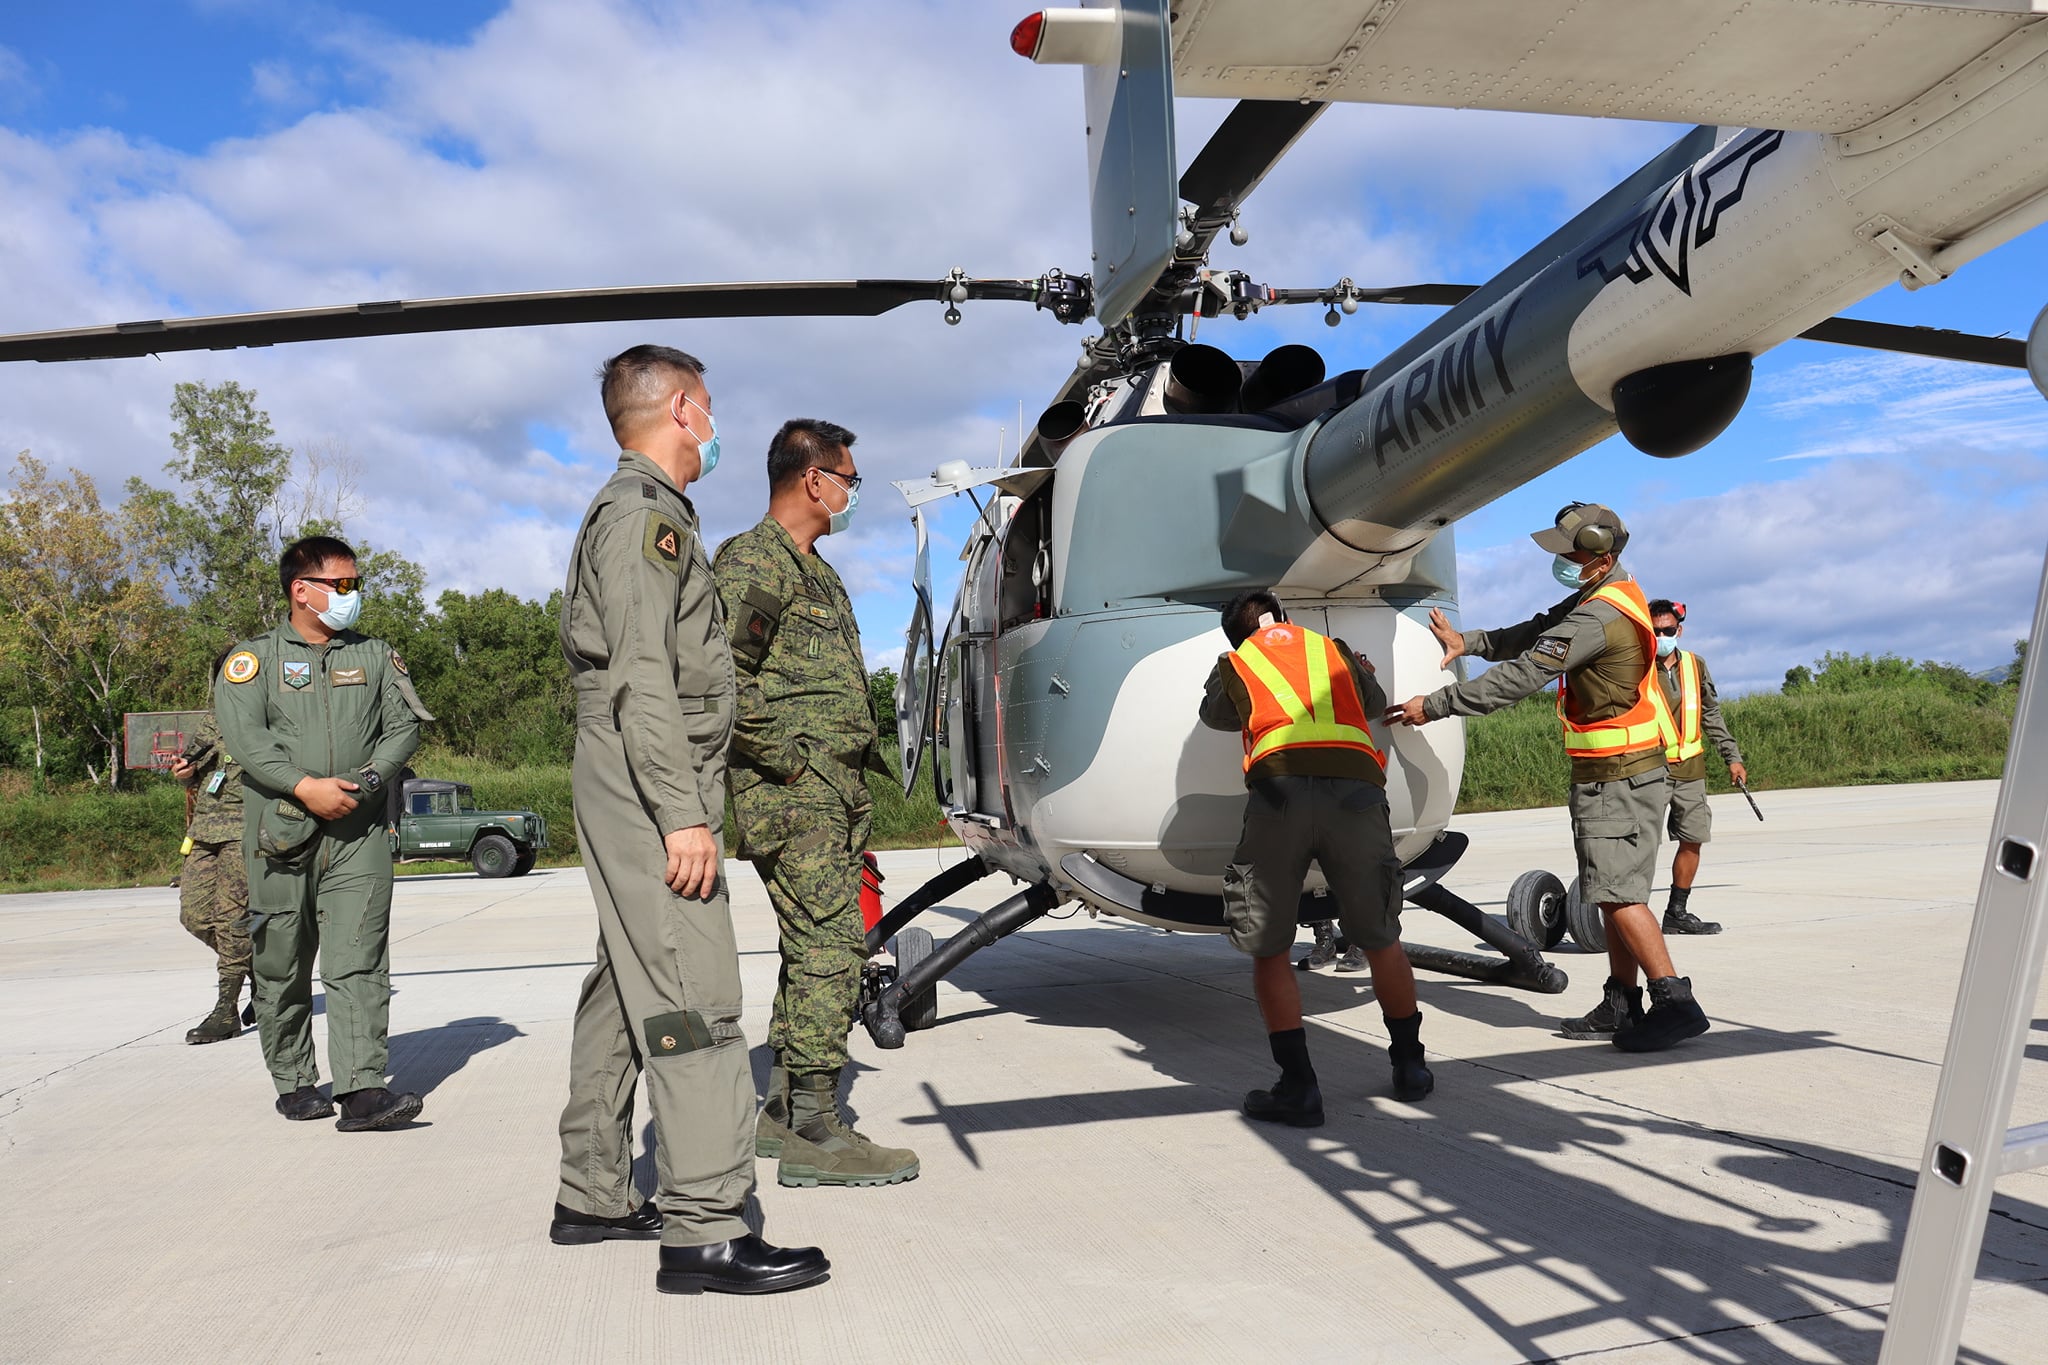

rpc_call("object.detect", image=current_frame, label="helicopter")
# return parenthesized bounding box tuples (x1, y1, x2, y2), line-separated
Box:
(2, 1, 2045, 1047)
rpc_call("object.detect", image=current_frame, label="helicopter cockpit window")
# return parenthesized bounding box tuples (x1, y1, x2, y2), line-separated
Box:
(997, 484, 1054, 630)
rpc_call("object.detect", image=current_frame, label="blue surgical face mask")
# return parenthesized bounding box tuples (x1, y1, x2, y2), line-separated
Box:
(1552, 555, 1586, 589)
(675, 392, 720, 478)
(1656, 634, 1678, 659)
(818, 470, 859, 535)
(315, 587, 362, 632)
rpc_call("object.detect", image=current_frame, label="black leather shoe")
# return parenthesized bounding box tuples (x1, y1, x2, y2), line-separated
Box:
(333, 1086, 424, 1131)
(550, 1201, 661, 1245)
(1389, 1046, 1436, 1103)
(1242, 1077, 1324, 1127)
(275, 1086, 334, 1121)
(655, 1235, 830, 1295)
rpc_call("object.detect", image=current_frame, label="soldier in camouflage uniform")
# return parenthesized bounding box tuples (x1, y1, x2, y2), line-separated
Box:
(715, 418, 915, 1189)
(170, 703, 251, 1045)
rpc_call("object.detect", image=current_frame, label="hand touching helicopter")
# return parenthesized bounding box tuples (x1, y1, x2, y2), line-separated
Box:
(1384, 608, 1465, 728)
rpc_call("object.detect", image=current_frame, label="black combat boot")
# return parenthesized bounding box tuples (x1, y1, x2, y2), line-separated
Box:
(185, 977, 243, 1045)
(656, 1235, 830, 1295)
(549, 1200, 661, 1245)
(275, 1085, 335, 1121)
(1385, 1010, 1434, 1102)
(1613, 976, 1711, 1052)
(1559, 977, 1644, 1040)
(334, 1085, 424, 1131)
(1243, 1027, 1324, 1127)
(1662, 885, 1722, 935)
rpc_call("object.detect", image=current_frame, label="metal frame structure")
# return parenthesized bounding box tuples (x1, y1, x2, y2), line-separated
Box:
(1881, 545, 2048, 1362)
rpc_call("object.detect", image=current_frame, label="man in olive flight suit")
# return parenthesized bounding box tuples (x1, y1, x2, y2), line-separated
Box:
(1649, 598, 1750, 935)
(550, 344, 828, 1296)
(715, 418, 915, 1189)
(170, 698, 252, 1045)
(1388, 503, 1710, 1053)
(214, 536, 430, 1129)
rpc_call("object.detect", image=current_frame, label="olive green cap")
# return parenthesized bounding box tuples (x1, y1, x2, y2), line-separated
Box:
(1531, 501, 1629, 555)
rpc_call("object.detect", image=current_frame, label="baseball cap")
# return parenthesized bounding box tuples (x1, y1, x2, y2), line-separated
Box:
(1531, 501, 1629, 555)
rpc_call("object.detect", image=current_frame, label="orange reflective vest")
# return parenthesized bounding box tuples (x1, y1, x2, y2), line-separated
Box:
(1227, 624, 1385, 772)
(1663, 649, 1705, 764)
(1556, 580, 1681, 761)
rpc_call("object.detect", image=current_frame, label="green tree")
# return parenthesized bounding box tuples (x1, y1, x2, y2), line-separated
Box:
(413, 588, 572, 765)
(124, 380, 293, 644)
(2012, 638, 2028, 690)
(0, 454, 178, 786)
(1782, 664, 1813, 693)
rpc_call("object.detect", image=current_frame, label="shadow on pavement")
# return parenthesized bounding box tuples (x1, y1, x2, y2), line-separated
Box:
(898, 916, 2047, 1364)
(388, 1015, 525, 1096)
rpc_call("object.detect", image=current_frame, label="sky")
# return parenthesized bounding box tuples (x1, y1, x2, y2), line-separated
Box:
(1, 0, 2044, 698)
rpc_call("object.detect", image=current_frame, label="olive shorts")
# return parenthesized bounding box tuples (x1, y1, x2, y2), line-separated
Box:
(1222, 775, 1402, 959)
(1568, 766, 1671, 907)
(1666, 775, 1712, 845)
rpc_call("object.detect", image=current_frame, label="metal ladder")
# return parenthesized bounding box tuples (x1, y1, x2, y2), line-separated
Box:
(1881, 545, 2048, 1362)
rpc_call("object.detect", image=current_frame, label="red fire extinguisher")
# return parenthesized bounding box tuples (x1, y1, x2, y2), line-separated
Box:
(859, 851, 885, 932)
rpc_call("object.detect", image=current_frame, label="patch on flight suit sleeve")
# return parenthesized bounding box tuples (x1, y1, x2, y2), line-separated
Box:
(222, 650, 260, 684)
(1531, 636, 1572, 668)
(643, 514, 683, 571)
(731, 586, 783, 668)
(389, 649, 409, 675)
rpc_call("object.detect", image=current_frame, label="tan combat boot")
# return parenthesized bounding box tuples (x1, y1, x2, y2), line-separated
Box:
(755, 1054, 793, 1158)
(776, 1071, 919, 1188)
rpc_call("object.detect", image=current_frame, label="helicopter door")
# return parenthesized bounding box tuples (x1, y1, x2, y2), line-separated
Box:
(895, 508, 940, 796)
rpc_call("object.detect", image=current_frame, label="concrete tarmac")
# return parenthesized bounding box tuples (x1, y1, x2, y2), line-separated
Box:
(3, 781, 2045, 1363)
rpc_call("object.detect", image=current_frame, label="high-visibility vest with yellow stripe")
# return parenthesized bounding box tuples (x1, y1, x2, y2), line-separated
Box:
(1555, 580, 1681, 761)
(1227, 624, 1385, 773)
(1664, 649, 1705, 764)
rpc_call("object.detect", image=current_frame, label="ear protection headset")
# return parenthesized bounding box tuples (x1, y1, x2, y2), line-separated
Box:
(1555, 501, 1617, 555)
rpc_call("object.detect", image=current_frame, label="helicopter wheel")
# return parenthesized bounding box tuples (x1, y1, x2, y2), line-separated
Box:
(1563, 875, 1607, 954)
(892, 927, 940, 1032)
(1504, 869, 1568, 950)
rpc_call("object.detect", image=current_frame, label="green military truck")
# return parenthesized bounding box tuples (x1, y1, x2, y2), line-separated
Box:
(388, 772, 548, 878)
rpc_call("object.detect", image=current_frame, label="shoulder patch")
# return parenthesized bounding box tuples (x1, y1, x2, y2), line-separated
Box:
(641, 480, 657, 500)
(223, 650, 260, 684)
(1532, 636, 1571, 664)
(644, 514, 683, 569)
(388, 649, 409, 676)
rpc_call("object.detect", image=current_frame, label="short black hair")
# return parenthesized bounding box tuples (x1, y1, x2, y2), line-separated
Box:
(1647, 598, 1684, 621)
(1221, 588, 1286, 649)
(599, 344, 706, 440)
(766, 418, 857, 490)
(279, 535, 356, 596)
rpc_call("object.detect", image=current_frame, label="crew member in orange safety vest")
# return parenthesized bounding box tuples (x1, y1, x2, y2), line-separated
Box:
(1199, 588, 1431, 1124)
(1387, 502, 1711, 1055)
(1649, 598, 1750, 936)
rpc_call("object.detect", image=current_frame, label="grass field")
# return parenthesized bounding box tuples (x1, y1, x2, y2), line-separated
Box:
(0, 681, 2013, 893)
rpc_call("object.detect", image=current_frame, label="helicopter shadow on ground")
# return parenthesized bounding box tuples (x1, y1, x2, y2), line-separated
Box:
(900, 916, 2048, 1363)
(387, 1014, 525, 1097)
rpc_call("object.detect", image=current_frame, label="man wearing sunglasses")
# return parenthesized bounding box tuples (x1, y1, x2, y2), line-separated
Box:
(714, 419, 913, 1191)
(1386, 503, 1710, 1054)
(1649, 599, 1749, 936)
(214, 535, 432, 1130)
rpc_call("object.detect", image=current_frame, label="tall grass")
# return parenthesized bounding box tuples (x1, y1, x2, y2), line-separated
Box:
(1455, 683, 2016, 812)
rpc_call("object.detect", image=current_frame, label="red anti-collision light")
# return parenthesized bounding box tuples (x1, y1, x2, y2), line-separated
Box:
(1010, 11, 1046, 59)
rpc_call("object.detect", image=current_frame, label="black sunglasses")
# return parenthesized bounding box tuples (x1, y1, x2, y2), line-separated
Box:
(300, 576, 362, 594)
(1654, 625, 1680, 637)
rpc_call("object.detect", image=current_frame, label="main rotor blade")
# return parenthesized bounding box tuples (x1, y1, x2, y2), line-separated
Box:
(1265, 283, 1478, 308)
(1178, 100, 1327, 215)
(1796, 316, 2024, 368)
(0, 278, 1051, 363)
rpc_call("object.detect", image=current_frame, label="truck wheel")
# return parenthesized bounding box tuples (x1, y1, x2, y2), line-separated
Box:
(1505, 869, 1568, 950)
(513, 848, 537, 877)
(471, 833, 517, 879)
(893, 927, 940, 1032)
(1564, 875, 1606, 953)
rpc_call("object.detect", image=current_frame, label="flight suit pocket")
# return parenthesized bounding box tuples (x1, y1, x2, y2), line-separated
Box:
(257, 799, 321, 869)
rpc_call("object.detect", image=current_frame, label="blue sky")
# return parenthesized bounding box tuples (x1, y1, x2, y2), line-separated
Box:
(2, 0, 2044, 698)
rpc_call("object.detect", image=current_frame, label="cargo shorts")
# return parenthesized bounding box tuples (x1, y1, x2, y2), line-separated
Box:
(1665, 775, 1713, 845)
(1221, 775, 1402, 960)
(1568, 766, 1671, 907)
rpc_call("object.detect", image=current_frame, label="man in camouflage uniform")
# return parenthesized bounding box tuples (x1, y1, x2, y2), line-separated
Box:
(170, 702, 251, 1045)
(715, 418, 915, 1189)
(1389, 502, 1710, 1053)
(551, 345, 827, 1295)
